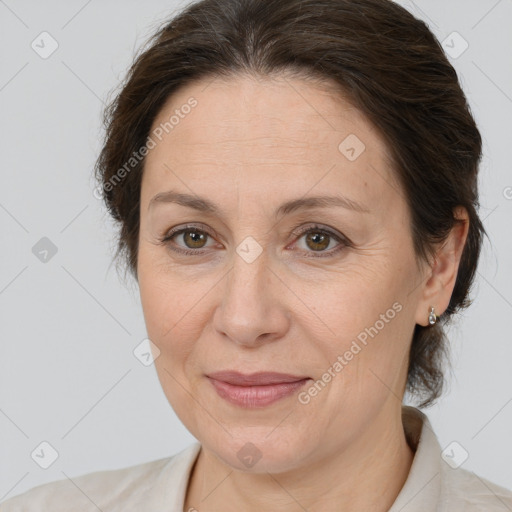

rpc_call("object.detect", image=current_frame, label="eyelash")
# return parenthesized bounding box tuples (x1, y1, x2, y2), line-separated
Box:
(158, 223, 351, 258)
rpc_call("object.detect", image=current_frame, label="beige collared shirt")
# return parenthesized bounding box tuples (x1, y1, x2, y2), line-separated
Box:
(2, 406, 511, 511)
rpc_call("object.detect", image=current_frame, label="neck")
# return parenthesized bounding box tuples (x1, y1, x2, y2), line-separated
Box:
(184, 405, 415, 512)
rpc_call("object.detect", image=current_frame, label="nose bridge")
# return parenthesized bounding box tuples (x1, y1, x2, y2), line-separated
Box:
(213, 241, 288, 346)
(226, 241, 271, 313)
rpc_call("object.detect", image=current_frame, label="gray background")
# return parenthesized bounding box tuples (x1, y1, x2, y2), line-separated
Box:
(1, 0, 511, 501)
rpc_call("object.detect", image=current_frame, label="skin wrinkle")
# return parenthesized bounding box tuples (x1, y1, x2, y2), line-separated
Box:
(136, 74, 468, 512)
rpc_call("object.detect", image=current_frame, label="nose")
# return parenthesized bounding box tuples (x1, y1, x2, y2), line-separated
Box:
(212, 246, 291, 348)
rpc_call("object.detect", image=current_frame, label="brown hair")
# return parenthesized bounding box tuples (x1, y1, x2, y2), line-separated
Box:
(95, 0, 484, 407)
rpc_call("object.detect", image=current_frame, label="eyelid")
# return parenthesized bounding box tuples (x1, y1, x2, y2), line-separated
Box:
(288, 223, 352, 256)
(290, 222, 351, 244)
(162, 223, 214, 240)
(159, 222, 351, 257)
(160, 223, 218, 253)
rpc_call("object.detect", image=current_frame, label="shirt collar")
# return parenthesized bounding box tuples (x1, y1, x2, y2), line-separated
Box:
(153, 406, 443, 511)
(388, 405, 442, 511)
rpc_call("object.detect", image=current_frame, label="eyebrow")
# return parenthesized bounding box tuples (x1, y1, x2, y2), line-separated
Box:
(148, 190, 370, 217)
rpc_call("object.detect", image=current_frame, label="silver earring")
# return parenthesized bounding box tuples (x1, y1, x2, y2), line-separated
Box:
(428, 306, 437, 325)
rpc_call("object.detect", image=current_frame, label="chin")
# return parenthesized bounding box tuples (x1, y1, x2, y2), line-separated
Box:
(199, 427, 313, 474)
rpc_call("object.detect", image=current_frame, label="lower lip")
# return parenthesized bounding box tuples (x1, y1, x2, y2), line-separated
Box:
(208, 378, 310, 408)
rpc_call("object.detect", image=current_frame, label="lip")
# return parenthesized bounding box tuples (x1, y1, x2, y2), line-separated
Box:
(207, 371, 309, 386)
(207, 371, 310, 408)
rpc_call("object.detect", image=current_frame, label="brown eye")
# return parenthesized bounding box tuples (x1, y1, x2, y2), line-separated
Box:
(305, 231, 331, 252)
(182, 230, 208, 249)
(292, 225, 350, 258)
(160, 225, 217, 255)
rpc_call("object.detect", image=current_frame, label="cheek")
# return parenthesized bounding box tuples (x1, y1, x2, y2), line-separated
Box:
(138, 244, 206, 336)
(301, 261, 406, 343)
(305, 317, 411, 429)
(137, 257, 221, 389)
(139, 264, 211, 425)
(140, 279, 209, 352)
(298, 262, 414, 397)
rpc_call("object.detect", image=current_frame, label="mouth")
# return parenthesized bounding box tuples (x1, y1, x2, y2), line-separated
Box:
(206, 371, 311, 408)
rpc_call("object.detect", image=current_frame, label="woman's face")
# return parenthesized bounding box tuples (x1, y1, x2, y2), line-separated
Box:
(137, 74, 428, 472)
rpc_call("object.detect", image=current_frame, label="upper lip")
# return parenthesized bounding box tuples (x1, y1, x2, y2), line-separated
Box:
(207, 371, 309, 386)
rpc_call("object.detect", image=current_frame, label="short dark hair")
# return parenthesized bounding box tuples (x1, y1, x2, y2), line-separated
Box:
(95, 0, 485, 407)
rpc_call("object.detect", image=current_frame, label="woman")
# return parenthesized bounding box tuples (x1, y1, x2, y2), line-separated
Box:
(3, 0, 511, 510)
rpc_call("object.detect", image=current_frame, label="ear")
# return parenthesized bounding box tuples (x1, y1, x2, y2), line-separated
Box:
(414, 206, 470, 327)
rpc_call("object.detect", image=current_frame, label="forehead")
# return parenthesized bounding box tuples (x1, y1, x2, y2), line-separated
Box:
(149, 73, 390, 152)
(141, 73, 401, 214)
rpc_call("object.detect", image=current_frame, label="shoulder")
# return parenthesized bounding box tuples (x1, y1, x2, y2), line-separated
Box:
(0, 458, 170, 512)
(0, 443, 201, 512)
(398, 407, 512, 511)
(440, 465, 512, 511)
